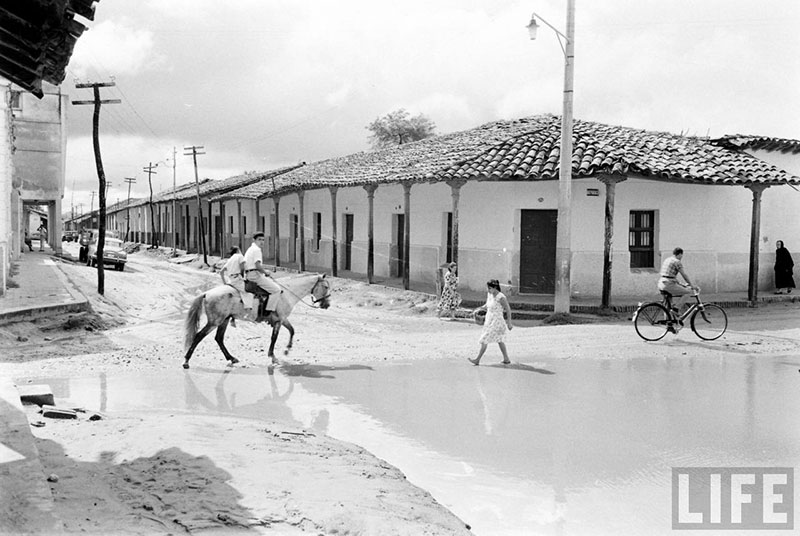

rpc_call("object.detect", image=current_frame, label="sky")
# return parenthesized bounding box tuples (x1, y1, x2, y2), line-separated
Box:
(61, 0, 800, 216)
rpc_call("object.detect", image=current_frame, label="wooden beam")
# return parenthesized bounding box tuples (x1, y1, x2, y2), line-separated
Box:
(273, 197, 281, 267)
(329, 187, 338, 277)
(298, 190, 305, 272)
(746, 184, 770, 305)
(364, 184, 377, 284)
(598, 175, 626, 308)
(446, 179, 467, 266)
(403, 183, 412, 290)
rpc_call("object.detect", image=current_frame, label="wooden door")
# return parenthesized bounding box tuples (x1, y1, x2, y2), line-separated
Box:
(519, 209, 557, 293)
(289, 214, 298, 262)
(394, 213, 405, 277)
(344, 214, 354, 270)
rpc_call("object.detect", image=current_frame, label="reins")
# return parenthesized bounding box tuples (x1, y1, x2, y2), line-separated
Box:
(274, 275, 330, 308)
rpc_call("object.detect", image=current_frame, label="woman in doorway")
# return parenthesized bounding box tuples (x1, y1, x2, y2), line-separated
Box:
(469, 279, 513, 366)
(436, 262, 461, 320)
(774, 240, 795, 294)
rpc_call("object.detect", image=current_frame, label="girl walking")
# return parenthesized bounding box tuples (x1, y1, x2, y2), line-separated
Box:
(469, 279, 513, 365)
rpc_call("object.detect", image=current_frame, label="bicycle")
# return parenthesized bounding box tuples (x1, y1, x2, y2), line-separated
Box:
(632, 289, 727, 342)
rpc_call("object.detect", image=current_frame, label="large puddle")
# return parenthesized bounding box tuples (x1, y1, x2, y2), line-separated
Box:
(23, 355, 800, 535)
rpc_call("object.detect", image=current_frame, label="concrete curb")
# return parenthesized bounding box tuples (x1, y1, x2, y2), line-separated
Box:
(0, 378, 62, 534)
(0, 258, 90, 326)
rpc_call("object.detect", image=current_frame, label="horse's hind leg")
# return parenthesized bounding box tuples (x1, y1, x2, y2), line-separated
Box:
(267, 320, 281, 365)
(183, 323, 216, 369)
(215, 319, 239, 366)
(282, 319, 295, 356)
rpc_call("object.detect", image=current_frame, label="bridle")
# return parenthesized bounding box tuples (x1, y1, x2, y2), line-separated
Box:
(309, 278, 331, 306)
(276, 275, 331, 308)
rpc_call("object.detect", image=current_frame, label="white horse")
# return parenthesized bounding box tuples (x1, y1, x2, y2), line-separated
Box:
(183, 273, 330, 369)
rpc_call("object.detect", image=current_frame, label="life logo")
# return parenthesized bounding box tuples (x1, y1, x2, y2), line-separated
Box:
(672, 467, 794, 530)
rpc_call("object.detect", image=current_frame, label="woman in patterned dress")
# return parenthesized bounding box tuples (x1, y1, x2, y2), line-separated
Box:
(436, 262, 461, 320)
(469, 279, 513, 365)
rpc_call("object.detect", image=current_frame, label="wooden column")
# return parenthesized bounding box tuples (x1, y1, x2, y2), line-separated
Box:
(746, 184, 770, 305)
(330, 187, 338, 276)
(273, 196, 281, 267)
(255, 198, 261, 232)
(237, 200, 243, 252)
(403, 183, 412, 290)
(364, 184, 377, 284)
(298, 190, 306, 272)
(447, 179, 467, 266)
(599, 175, 626, 309)
(220, 202, 227, 255)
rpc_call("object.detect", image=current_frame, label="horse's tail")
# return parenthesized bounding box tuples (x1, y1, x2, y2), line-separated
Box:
(184, 293, 205, 350)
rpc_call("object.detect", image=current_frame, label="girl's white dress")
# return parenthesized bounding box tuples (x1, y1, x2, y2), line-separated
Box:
(479, 291, 508, 344)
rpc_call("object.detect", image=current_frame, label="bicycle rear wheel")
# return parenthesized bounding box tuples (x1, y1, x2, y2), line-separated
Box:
(634, 303, 671, 341)
(691, 304, 727, 340)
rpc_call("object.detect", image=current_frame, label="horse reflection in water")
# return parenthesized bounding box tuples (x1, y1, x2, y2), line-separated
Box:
(182, 273, 331, 369)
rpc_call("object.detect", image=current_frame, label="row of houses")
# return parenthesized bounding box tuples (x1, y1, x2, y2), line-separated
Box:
(1, 0, 98, 295)
(76, 114, 800, 305)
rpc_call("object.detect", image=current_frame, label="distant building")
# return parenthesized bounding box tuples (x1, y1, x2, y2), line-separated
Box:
(0, 0, 98, 295)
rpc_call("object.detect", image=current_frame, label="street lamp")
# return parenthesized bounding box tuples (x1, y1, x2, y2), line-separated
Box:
(155, 149, 178, 256)
(528, 2, 575, 314)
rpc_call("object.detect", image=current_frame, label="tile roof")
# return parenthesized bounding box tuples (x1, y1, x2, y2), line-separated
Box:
(248, 115, 800, 197)
(115, 115, 799, 210)
(440, 117, 800, 185)
(208, 164, 305, 201)
(711, 135, 800, 155)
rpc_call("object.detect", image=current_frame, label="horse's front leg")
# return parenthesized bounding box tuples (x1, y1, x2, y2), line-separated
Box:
(282, 319, 295, 356)
(267, 320, 281, 365)
(215, 318, 239, 366)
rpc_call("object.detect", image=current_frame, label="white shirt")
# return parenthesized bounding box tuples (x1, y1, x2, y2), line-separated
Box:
(223, 253, 245, 277)
(244, 242, 263, 271)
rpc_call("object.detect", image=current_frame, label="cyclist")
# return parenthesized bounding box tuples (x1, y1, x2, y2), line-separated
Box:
(657, 247, 698, 317)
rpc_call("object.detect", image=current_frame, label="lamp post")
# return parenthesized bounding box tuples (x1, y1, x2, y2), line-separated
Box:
(155, 149, 178, 255)
(527, 1, 575, 314)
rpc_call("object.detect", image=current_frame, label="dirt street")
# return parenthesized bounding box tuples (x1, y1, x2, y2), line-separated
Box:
(1, 243, 799, 535)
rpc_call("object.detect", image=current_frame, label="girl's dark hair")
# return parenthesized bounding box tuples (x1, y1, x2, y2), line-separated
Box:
(487, 279, 501, 291)
(228, 246, 240, 256)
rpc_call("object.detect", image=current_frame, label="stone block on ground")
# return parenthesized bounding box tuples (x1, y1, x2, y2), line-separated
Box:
(17, 384, 55, 407)
(41, 405, 77, 419)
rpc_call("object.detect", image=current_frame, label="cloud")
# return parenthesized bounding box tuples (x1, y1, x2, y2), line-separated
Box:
(68, 21, 164, 80)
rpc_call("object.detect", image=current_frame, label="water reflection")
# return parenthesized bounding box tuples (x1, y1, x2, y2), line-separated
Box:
(18, 354, 800, 536)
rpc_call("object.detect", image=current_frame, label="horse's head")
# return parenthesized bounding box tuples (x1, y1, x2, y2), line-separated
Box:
(311, 274, 331, 309)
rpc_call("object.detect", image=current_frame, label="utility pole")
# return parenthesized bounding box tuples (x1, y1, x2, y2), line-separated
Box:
(72, 81, 120, 295)
(184, 145, 208, 265)
(90, 190, 96, 226)
(143, 162, 158, 248)
(171, 147, 177, 256)
(124, 177, 136, 242)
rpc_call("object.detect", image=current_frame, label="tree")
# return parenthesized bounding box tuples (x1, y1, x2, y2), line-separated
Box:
(366, 109, 436, 150)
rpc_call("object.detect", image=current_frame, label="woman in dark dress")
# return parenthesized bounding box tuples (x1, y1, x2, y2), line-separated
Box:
(774, 240, 795, 294)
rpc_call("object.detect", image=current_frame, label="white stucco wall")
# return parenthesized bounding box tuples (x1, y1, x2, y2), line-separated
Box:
(263, 177, 795, 299)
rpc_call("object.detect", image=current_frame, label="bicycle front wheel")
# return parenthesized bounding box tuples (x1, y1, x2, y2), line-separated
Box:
(634, 303, 670, 341)
(691, 304, 728, 340)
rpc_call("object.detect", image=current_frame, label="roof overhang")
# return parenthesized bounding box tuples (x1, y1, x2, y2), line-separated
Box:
(0, 0, 98, 97)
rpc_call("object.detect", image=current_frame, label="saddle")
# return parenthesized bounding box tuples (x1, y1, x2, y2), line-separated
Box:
(244, 281, 274, 321)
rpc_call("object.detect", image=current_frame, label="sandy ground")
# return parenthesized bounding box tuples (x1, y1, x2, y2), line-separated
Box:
(1, 246, 482, 535)
(2, 244, 799, 535)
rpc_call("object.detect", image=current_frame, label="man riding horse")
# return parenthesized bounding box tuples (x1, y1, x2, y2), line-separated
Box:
(244, 232, 282, 320)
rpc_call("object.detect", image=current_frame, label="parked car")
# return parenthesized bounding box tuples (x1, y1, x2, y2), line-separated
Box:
(62, 230, 79, 242)
(86, 237, 128, 271)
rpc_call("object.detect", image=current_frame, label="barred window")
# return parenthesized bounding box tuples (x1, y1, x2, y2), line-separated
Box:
(629, 210, 655, 268)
